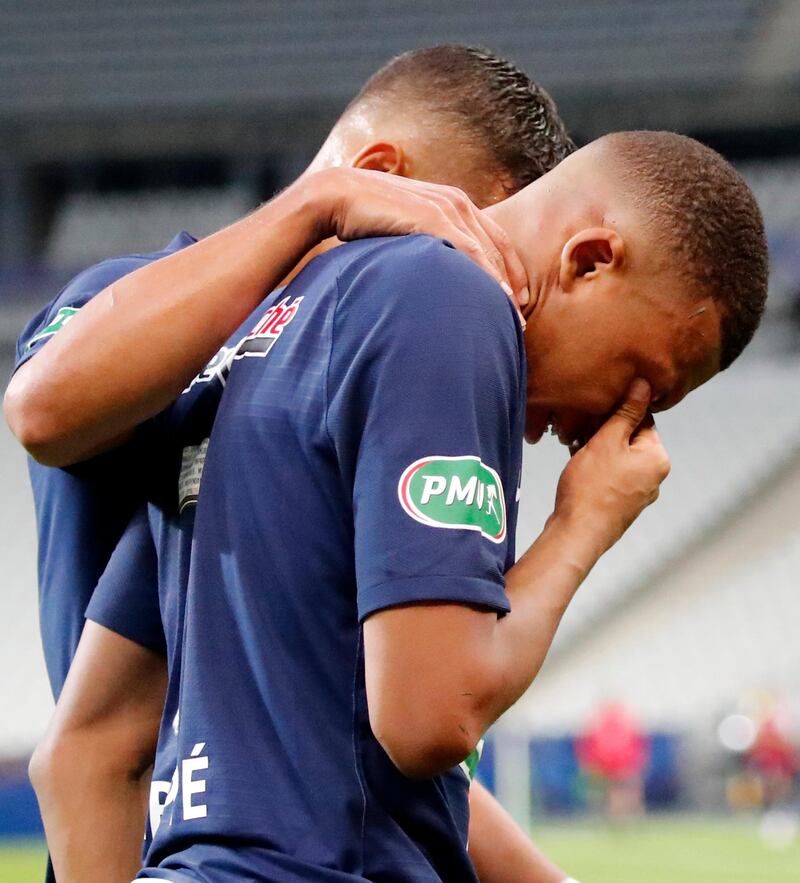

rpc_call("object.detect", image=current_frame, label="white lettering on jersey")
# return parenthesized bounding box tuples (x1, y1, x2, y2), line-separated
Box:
(182, 294, 304, 393)
(149, 741, 211, 836)
(182, 743, 209, 820)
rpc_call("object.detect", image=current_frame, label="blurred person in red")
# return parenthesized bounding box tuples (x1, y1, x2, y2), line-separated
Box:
(577, 702, 650, 819)
(747, 712, 798, 808)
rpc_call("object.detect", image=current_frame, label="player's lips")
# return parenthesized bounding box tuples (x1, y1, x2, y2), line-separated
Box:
(555, 414, 603, 455)
(547, 415, 581, 450)
(527, 411, 591, 450)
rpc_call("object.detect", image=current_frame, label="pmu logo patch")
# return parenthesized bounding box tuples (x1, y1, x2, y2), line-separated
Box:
(235, 295, 304, 360)
(398, 455, 506, 543)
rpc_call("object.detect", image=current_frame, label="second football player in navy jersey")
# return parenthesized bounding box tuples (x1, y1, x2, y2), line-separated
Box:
(14, 232, 197, 698)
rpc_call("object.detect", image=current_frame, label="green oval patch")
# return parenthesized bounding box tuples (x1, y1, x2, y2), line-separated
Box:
(398, 455, 506, 543)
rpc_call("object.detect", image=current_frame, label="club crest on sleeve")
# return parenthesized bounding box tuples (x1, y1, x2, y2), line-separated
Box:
(397, 455, 506, 543)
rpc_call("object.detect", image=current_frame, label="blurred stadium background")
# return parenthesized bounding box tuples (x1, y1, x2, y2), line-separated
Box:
(1, 1, 799, 880)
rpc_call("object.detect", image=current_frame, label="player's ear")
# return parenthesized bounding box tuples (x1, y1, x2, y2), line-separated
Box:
(350, 141, 405, 176)
(559, 228, 625, 292)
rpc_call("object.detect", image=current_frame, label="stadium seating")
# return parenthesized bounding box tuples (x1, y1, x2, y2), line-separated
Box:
(0, 355, 51, 756)
(512, 520, 800, 734)
(0, 0, 765, 114)
(46, 188, 253, 266)
(740, 160, 800, 314)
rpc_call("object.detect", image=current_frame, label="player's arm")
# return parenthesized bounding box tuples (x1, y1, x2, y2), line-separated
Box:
(468, 781, 571, 883)
(29, 622, 167, 883)
(4, 168, 525, 467)
(366, 381, 665, 778)
(331, 242, 667, 780)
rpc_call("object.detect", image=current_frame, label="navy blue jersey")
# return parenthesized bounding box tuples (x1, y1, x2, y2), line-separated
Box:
(74, 270, 278, 852)
(142, 298, 275, 844)
(14, 232, 196, 697)
(84, 504, 166, 656)
(140, 235, 526, 882)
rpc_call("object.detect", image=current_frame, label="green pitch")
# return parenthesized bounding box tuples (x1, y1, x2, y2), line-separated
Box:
(534, 815, 800, 883)
(0, 841, 46, 883)
(1, 816, 799, 882)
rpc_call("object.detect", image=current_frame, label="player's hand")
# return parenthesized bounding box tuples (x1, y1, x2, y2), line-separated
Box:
(303, 167, 530, 320)
(551, 379, 670, 552)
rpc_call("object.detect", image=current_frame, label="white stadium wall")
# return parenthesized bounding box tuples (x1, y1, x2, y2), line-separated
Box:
(0, 352, 53, 756)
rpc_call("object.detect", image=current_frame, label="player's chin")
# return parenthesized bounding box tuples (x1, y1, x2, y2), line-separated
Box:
(524, 427, 544, 445)
(524, 411, 551, 445)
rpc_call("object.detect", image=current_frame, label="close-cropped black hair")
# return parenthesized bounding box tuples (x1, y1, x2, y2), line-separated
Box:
(345, 45, 575, 192)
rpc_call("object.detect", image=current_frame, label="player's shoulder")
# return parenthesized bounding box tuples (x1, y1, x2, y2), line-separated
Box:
(16, 231, 196, 361)
(325, 236, 523, 388)
(333, 234, 517, 329)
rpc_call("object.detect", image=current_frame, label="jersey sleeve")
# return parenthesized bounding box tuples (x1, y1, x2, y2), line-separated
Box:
(326, 236, 524, 621)
(14, 255, 147, 372)
(84, 504, 166, 656)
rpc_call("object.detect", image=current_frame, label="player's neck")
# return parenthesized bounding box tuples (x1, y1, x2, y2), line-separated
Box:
(279, 237, 340, 288)
(483, 187, 551, 322)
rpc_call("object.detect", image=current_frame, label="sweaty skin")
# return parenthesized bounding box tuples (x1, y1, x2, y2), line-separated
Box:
(482, 140, 721, 449)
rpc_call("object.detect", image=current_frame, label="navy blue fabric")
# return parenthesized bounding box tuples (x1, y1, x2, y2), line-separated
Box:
(61, 280, 277, 851)
(13, 232, 196, 698)
(141, 298, 275, 850)
(140, 235, 526, 882)
(84, 504, 166, 656)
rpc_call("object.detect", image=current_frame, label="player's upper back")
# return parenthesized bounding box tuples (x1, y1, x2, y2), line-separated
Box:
(211, 232, 525, 463)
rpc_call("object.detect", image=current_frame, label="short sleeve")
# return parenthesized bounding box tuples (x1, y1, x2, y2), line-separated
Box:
(326, 236, 524, 621)
(14, 256, 148, 372)
(84, 505, 166, 656)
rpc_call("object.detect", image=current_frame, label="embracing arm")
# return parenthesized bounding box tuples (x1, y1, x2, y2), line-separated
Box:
(29, 622, 167, 883)
(365, 381, 668, 779)
(4, 168, 524, 467)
